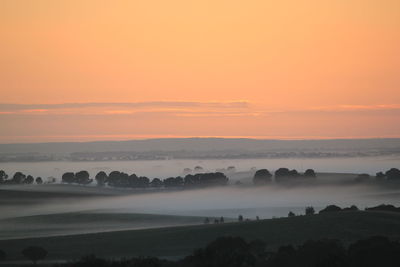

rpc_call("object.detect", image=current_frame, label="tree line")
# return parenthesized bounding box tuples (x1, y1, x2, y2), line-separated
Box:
(0, 170, 43, 185)
(1, 167, 399, 187)
(62, 170, 229, 188)
(252, 168, 316, 185)
(8, 235, 399, 266)
(288, 204, 398, 217)
(355, 168, 400, 182)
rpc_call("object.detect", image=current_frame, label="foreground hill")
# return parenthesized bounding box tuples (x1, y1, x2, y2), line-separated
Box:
(1, 210, 400, 262)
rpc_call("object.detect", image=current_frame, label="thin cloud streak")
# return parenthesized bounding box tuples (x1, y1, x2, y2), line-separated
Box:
(0, 102, 399, 116)
(308, 104, 400, 112)
(0, 101, 250, 111)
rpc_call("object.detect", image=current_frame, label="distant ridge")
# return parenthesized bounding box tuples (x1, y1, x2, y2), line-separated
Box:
(0, 137, 399, 154)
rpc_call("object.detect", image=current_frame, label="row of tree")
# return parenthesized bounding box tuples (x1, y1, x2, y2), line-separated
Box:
(18, 235, 398, 267)
(2, 167, 399, 187)
(355, 168, 400, 182)
(0, 170, 43, 185)
(253, 168, 316, 184)
(61, 170, 229, 188)
(290, 204, 399, 217)
(376, 168, 400, 180)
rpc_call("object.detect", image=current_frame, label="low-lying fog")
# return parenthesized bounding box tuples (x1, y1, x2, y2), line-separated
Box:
(2, 177, 400, 239)
(3, 182, 400, 220)
(1, 156, 399, 239)
(0, 156, 399, 181)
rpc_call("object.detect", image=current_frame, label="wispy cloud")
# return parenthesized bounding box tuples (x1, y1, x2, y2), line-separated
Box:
(307, 104, 400, 112)
(0, 102, 399, 117)
(0, 101, 249, 112)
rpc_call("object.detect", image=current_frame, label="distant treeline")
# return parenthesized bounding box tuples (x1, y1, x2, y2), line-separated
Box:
(0, 170, 45, 185)
(252, 167, 400, 185)
(1, 167, 400, 187)
(19, 236, 397, 267)
(252, 168, 316, 185)
(61, 170, 229, 188)
(288, 204, 400, 217)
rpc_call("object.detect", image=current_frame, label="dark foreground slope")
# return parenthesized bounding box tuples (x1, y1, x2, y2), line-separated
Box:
(1, 211, 400, 262)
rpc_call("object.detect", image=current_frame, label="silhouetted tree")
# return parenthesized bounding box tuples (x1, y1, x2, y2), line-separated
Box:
(220, 216, 224, 223)
(75, 170, 92, 184)
(127, 173, 139, 187)
(253, 169, 272, 185)
(204, 217, 210, 224)
(238, 214, 244, 222)
(24, 175, 34, 184)
(176, 176, 184, 187)
(12, 172, 26, 184)
(137, 176, 150, 188)
(288, 211, 295, 217)
(21, 246, 47, 265)
(35, 177, 43, 184)
(95, 171, 108, 186)
(107, 171, 128, 187)
(150, 178, 163, 188)
(304, 169, 316, 178)
(184, 174, 200, 187)
(275, 168, 290, 178)
(0, 170, 8, 184)
(386, 168, 400, 180)
(200, 172, 228, 186)
(275, 168, 300, 183)
(305, 206, 315, 215)
(62, 172, 75, 184)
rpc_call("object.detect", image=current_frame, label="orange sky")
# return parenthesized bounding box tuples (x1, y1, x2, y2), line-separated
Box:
(0, 0, 399, 143)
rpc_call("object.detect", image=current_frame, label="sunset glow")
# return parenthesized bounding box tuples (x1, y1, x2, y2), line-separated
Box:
(1, 0, 399, 143)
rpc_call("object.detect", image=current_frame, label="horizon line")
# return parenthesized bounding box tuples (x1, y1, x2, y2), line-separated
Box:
(1, 135, 400, 146)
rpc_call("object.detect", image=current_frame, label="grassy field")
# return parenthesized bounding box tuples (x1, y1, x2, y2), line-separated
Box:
(0, 210, 399, 262)
(0, 212, 205, 240)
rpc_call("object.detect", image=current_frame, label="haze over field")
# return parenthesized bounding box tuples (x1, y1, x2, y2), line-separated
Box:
(1, 178, 399, 240)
